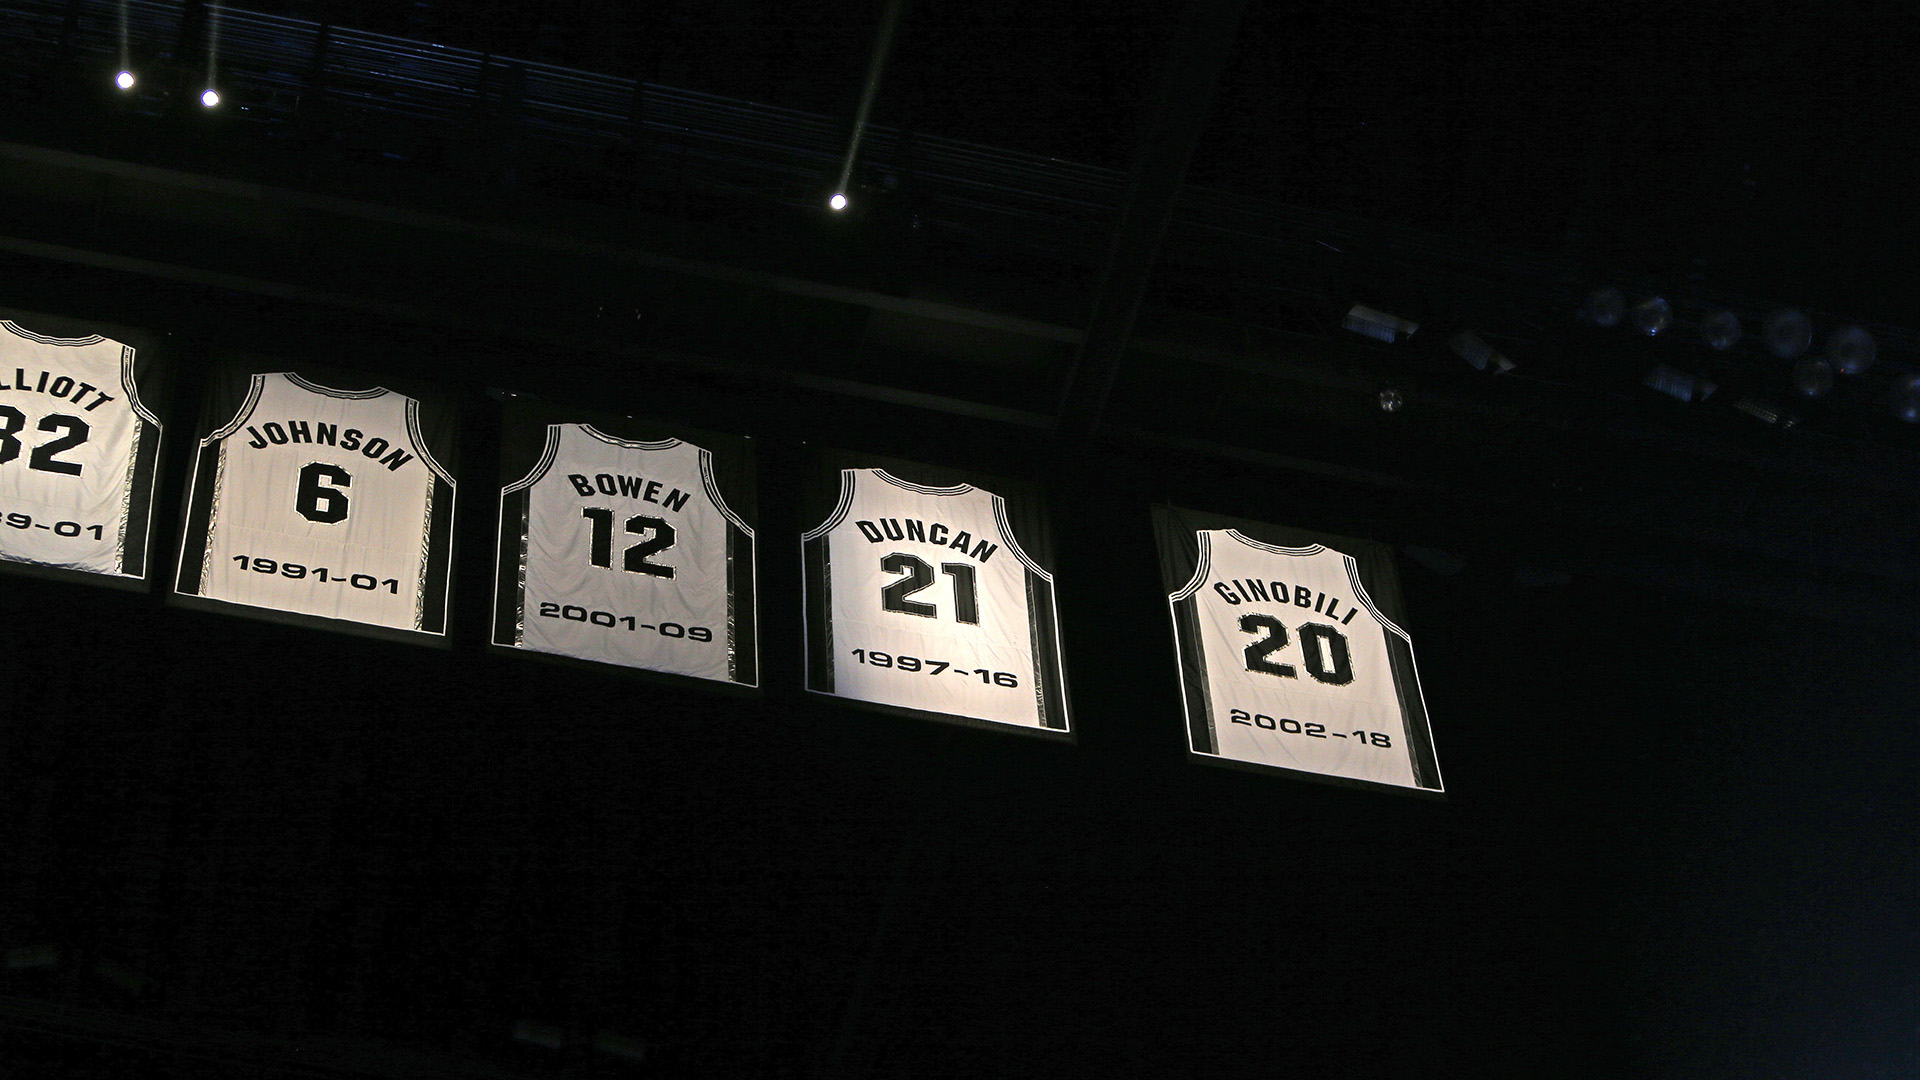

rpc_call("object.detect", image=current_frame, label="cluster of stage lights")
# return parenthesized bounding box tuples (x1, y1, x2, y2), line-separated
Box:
(1581, 287, 1920, 424)
(115, 70, 218, 107)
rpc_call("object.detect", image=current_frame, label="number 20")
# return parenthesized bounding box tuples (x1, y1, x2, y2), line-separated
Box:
(1239, 614, 1354, 685)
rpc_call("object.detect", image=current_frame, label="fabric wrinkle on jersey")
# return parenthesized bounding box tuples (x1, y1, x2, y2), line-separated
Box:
(803, 467, 1067, 731)
(0, 320, 160, 576)
(1171, 529, 1431, 788)
(188, 372, 452, 632)
(499, 423, 754, 684)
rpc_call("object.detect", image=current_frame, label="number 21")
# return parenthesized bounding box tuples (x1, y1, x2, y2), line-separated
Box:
(880, 553, 978, 624)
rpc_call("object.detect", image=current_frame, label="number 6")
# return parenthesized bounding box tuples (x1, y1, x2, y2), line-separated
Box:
(296, 462, 351, 523)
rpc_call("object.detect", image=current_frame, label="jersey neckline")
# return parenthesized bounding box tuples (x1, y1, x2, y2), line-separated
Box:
(577, 424, 681, 451)
(870, 468, 973, 496)
(1222, 529, 1327, 557)
(2, 319, 108, 347)
(281, 371, 393, 400)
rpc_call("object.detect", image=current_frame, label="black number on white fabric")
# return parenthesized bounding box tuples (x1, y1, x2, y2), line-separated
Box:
(581, 507, 676, 578)
(29, 415, 89, 476)
(296, 462, 351, 523)
(0, 406, 91, 476)
(1239, 613, 1296, 678)
(0, 405, 20, 464)
(1298, 622, 1355, 685)
(624, 516, 674, 577)
(879, 552, 935, 617)
(942, 562, 979, 625)
(1240, 615, 1356, 686)
(880, 553, 981, 624)
(583, 507, 613, 567)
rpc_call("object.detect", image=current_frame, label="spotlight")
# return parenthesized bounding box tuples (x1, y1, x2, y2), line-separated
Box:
(115, 70, 135, 90)
(1790, 357, 1834, 398)
(200, 88, 220, 108)
(1762, 309, 1812, 359)
(828, 192, 848, 211)
(1579, 288, 1625, 328)
(1699, 310, 1741, 350)
(1630, 296, 1672, 336)
(1826, 325, 1875, 376)
(1377, 387, 1405, 413)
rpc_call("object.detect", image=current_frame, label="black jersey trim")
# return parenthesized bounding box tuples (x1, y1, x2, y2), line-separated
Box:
(577, 424, 681, 451)
(1222, 529, 1325, 558)
(1168, 530, 1215, 602)
(501, 423, 563, 496)
(283, 371, 391, 399)
(0, 319, 106, 347)
(869, 468, 973, 497)
(800, 468, 858, 541)
(204, 373, 267, 441)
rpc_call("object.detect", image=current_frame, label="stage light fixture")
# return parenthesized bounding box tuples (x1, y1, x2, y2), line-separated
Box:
(1630, 296, 1672, 336)
(593, 1031, 647, 1063)
(5, 944, 61, 970)
(115, 70, 135, 90)
(1644, 365, 1716, 403)
(1732, 395, 1798, 429)
(1826, 325, 1875, 375)
(1762, 309, 1812, 359)
(1448, 331, 1515, 373)
(1579, 288, 1625, 328)
(1343, 304, 1418, 344)
(1377, 387, 1404, 412)
(201, 88, 220, 107)
(1791, 357, 1834, 398)
(828, 192, 848, 211)
(511, 1019, 565, 1050)
(1699, 310, 1741, 350)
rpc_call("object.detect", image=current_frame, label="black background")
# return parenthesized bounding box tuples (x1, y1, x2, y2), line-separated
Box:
(2, 1, 1916, 1077)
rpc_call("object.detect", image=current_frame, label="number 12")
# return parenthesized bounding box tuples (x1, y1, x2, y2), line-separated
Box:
(581, 507, 675, 577)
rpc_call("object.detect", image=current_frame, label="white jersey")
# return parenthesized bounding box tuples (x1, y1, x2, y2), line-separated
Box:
(1170, 530, 1440, 790)
(0, 320, 161, 577)
(177, 372, 455, 634)
(496, 424, 756, 684)
(803, 468, 1068, 732)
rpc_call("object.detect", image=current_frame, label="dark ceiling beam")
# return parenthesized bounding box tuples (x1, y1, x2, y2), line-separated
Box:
(1054, 0, 1247, 440)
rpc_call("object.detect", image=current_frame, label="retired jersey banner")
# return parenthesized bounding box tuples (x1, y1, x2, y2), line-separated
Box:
(802, 450, 1070, 738)
(174, 365, 457, 642)
(491, 401, 758, 687)
(1155, 506, 1442, 794)
(0, 309, 166, 587)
